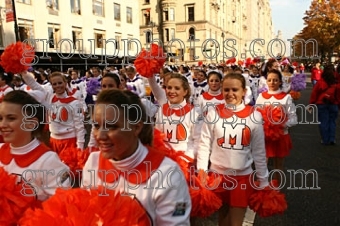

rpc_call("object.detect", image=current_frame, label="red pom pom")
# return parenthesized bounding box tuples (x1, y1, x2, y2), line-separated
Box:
(289, 90, 301, 100)
(134, 44, 166, 78)
(258, 105, 287, 141)
(237, 60, 244, 66)
(248, 183, 287, 217)
(226, 57, 236, 65)
(19, 187, 152, 226)
(0, 42, 35, 73)
(198, 60, 203, 66)
(58, 147, 90, 180)
(189, 170, 223, 218)
(245, 57, 253, 67)
(0, 167, 38, 225)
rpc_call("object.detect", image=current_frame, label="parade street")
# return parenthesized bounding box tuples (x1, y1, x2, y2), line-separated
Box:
(197, 75, 340, 226)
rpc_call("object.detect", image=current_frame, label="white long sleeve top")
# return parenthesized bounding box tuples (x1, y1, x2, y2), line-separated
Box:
(154, 99, 202, 159)
(196, 102, 269, 188)
(82, 141, 191, 226)
(0, 138, 70, 201)
(255, 89, 298, 134)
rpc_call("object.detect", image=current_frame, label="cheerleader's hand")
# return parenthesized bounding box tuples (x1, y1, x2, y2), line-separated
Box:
(77, 142, 84, 151)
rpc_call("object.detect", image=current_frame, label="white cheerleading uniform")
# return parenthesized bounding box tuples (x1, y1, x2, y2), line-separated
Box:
(0, 139, 70, 201)
(191, 80, 209, 105)
(255, 89, 298, 134)
(196, 90, 225, 119)
(196, 103, 269, 188)
(49, 92, 86, 150)
(82, 141, 191, 226)
(127, 75, 146, 98)
(23, 85, 46, 103)
(154, 99, 202, 159)
(14, 83, 27, 91)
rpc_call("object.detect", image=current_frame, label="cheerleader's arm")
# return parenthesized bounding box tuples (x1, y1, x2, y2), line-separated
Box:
(72, 100, 86, 150)
(251, 112, 269, 188)
(20, 71, 47, 94)
(196, 110, 214, 171)
(148, 76, 167, 105)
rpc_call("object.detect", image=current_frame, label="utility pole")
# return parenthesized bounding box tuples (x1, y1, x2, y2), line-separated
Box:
(12, 0, 20, 42)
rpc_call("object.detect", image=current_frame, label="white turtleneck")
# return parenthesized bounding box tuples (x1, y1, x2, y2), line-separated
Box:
(82, 141, 191, 225)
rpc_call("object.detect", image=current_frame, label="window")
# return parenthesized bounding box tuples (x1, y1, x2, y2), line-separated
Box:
(143, 9, 151, 25)
(93, 0, 104, 16)
(47, 24, 61, 49)
(171, 28, 175, 39)
(165, 28, 169, 42)
(189, 27, 195, 40)
(126, 7, 132, 23)
(18, 19, 34, 42)
(114, 3, 120, 21)
(145, 0, 150, 4)
(164, 10, 169, 21)
(188, 6, 194, 21)
(70, 0, 81, 15)
(72, 27, 82, 50)
(17, 0, 31, 4)
(169, 8, 175, 21)
(145, 31, 152, 43)
(128, 35, 133, 51)
(46, 0, 59, 10)
(115, 34, 121, 50)
(94, 30, 105, 48)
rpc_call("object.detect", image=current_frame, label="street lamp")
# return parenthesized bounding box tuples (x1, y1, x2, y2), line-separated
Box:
(221, 32, 225, 63)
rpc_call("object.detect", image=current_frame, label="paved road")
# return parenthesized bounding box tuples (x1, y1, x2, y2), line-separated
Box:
(197, 77, 340, 226)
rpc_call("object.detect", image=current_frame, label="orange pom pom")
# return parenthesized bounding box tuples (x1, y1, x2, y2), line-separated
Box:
(258, 105, 287, 141)
(189, 170, 223, 217)
(0, 42, 35, 73)
(248, 182, 287, 217)
(134, 44, 166, 78)
(58, 147, 90, 180)
(289, 90, 301, 100)
(0, 167, 38, 225)
(19, 187, 152, 226)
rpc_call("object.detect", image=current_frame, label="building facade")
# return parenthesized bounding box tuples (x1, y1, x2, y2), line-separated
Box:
(0, 0, 140, 70)
(139, 0, 274, 65)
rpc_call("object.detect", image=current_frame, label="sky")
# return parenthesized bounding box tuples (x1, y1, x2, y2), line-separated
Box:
(270, 0, 312, 40)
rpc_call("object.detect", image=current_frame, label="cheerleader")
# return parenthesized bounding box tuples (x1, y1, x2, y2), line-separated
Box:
(125, 65, 146, 98)
(248, 66, 267, 105)
(191, 70, 209, 105)
(0, 90, 70, 201)
(281, 64, 295, 93)
(0, 72, 13, 102)
(196, 70, 224, 118)
(82, 89, 191, 225)
(154, 73, 201, 159)
(12, 75, 27, 91)
(197, 73, 269, 226)
(256, 69, 297, 183)
(20, 71, 86, 154)
(69, 69, 87, 113)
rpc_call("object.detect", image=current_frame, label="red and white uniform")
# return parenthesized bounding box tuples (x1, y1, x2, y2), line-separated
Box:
(196, 90, 225, 117)
(49, 92, 86, 151)
(24, 85, 46, 103)
(0, 139, 70, 201)
(197, 103, 269, 207)
(255, 90, 298, 157)
(155, 100, 201, 159)
(0, 85, 13, 103)
(82, 141, 191, 225)
(69, 79, 87, 112)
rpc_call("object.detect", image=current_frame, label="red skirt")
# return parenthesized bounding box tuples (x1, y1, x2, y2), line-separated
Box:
(217, 174, 254, 208)
(265, 134, 292, 158)
(50, 137, 77, 155)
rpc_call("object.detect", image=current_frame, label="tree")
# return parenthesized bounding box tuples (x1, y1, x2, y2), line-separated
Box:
(293, 0, 340, 62)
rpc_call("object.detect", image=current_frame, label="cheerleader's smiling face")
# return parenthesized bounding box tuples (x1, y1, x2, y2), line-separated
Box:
(166, 78, 189, 105)
(267, 72, 282, 91)
(222, 77, 246, 106)
(93, 104, 143, 161)
(0, 102, 36, 147)
(50, 75, 67, 95)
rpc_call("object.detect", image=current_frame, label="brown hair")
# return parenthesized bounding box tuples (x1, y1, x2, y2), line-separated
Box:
(222, 72, 246, 89)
